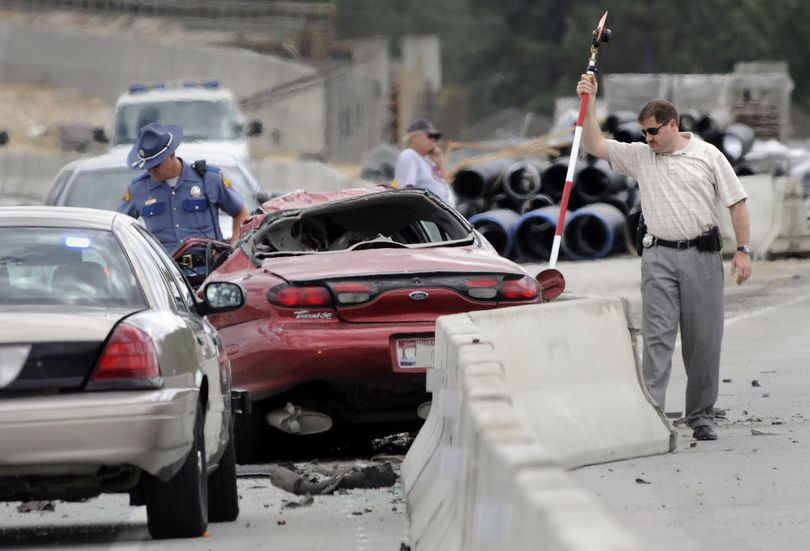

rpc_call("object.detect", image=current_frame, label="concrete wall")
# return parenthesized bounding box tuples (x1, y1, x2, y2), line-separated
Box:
(248, 158, 369, 196)
(0, 151, 78, 205)
(324, 38, 391, 163)
(0, 148, 372, 207)
(0, 20, 326, 156)
(397, 35, 442, 139)
(401, 35, 442, 93)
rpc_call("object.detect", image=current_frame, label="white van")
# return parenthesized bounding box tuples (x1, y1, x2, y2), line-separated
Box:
(102, 80, 263, 164)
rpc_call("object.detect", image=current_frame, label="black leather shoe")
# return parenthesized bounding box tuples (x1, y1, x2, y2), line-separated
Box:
(693, 425, 718, 441)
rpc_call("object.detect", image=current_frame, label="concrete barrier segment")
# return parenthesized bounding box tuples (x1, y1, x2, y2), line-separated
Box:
(405, 296, 672, 550)
(402, 314, 481, 495)
(410, 389, 515, 547)
(402, 342, 498, 501)
(511, 469, 643, 551)
(404, 314, 501, 545)
(414, 397, 520, 551)
(718, 173, 784, 258)
(406, 364, 509, 514)
(463, 430, 561, 549)
(467, 296, 673, 468)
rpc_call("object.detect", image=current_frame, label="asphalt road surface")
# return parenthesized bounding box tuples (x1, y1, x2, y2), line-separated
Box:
(547, 255, 810, 551)
(0, 461, 411, 550)
(1, 255, 807, 549)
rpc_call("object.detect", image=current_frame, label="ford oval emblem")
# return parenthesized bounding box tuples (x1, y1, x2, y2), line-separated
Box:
(409, 291, 429, 300)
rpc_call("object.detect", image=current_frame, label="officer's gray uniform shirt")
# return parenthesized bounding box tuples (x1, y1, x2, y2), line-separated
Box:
(117, 160, 245, 252)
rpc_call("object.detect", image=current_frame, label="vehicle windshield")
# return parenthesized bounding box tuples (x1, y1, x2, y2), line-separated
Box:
(59, 165, 259, 212)
(0, 228, 146, 307)
(114, 99, 242, 145)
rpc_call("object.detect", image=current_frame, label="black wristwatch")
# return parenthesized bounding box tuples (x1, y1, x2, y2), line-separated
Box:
(737, 245, 751, 255)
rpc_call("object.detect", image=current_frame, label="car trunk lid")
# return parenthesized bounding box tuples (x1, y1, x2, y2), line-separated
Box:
(262, 248, 533, 323)
(0, 306, 134, 393)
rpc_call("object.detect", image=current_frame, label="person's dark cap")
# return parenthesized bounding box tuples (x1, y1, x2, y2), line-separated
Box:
(127, 122, 183, 170)
(406, 118, 442, 140)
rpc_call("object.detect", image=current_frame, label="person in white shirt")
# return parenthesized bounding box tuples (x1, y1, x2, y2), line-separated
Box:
(393, 118, 456, 208)
(576, 75, 752, 442)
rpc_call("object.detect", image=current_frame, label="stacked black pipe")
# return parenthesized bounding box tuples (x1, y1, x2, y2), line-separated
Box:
(455, 156, 634, 261)
(455, 114, 756, 262)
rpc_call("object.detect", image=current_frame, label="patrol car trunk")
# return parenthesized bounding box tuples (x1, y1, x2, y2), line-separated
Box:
(0, 307, 128, 393)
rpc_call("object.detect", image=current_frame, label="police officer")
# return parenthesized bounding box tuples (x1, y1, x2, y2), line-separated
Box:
(117, 122, 249, 264)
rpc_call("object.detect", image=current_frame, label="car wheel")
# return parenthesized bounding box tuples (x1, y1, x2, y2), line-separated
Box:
(144, 402, 208, 539)
(208, 419, 239, 522)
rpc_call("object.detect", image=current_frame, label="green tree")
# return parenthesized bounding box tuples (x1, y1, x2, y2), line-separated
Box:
(336, 0, 810, 117)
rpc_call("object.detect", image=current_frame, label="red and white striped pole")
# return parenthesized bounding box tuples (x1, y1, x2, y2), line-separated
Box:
(548, 11, 609, 269)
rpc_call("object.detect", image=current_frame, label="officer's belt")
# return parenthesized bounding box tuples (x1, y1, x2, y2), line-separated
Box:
(651, 236, 699, 250)
(178, 254, 207, 269)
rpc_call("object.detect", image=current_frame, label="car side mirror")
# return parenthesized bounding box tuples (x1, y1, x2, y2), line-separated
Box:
(93, 127, 109, 143)
(247, 120, 263, 137)
(535, 268, 565, 301)
(199, 281, 245, 315)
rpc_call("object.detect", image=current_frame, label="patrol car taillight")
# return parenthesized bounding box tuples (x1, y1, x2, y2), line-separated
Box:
(88, 323, 162, 390)
(267, 284, 332, 307)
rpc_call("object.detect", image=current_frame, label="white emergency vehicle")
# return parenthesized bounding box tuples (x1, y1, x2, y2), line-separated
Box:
(103, 80, 263, 164)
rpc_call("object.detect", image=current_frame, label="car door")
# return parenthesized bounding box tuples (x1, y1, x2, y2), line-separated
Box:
(133, 226, 231, 460)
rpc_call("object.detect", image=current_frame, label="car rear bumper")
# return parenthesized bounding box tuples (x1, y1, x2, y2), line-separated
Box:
(221, 320, 434, 401)
(0, 388, 198, 478)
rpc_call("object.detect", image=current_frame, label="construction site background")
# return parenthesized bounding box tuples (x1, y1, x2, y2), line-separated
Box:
(0, 2, 809, 169)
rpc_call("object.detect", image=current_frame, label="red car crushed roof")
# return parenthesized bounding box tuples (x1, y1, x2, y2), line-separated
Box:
(205, 187, 554, 460)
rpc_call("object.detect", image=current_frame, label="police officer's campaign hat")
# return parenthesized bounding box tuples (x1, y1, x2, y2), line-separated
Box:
(127, 122, 183, 170)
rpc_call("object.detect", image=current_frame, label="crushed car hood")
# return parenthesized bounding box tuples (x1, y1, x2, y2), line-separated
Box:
(259, 246, 526, 282)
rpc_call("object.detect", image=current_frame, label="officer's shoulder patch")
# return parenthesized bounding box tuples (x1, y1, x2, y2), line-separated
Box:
(122, 190, 131, 202)
(222, 174, 231, 188)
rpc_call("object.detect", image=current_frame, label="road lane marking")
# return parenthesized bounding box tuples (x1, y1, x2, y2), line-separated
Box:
(725, 293, 810, 328)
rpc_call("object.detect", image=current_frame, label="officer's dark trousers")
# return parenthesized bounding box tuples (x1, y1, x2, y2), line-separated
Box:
(640, 246, 724, 429)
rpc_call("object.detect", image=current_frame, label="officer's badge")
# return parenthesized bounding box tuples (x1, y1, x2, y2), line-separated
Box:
(139, 148, 145, 157)
(144, 197, 157, 206)
(190, 185, 202, 198)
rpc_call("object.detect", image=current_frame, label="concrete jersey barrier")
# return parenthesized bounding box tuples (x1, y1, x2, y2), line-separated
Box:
(468, 295, 674, 468)
(403, 295, 674, 550)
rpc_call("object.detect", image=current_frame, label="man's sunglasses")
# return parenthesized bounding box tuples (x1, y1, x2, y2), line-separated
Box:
(640, 122, 668, 137)
(427, 132, 441, 141)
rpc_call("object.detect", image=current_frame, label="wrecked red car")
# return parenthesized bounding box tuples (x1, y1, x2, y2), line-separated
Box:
(204, 187, 556, 459)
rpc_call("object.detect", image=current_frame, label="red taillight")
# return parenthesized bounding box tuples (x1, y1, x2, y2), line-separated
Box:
(500, 276, 539, 300)
(268, 285, 332, 307)
(92, 323, 160, 382)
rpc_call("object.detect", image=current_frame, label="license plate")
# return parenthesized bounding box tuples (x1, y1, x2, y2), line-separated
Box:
(395, 337, 435, 369)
